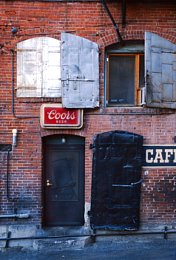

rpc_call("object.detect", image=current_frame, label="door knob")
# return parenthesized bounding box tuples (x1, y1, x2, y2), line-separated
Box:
(46, 180, 53, 187)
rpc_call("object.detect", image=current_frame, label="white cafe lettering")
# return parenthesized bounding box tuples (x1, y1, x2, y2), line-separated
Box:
(47, 110, 76, 120)
(146, 149, 176, 163)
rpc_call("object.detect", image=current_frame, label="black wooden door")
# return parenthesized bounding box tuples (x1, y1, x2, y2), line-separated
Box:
(43, 136, 85, 226)
(90, 131, 143, 230)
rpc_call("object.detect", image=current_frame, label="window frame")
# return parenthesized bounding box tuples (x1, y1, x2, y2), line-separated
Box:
(105, 42, 144, 107)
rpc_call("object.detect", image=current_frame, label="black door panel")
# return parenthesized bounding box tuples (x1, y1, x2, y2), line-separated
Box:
(90, 131, 143, 230)
(43, 136, 85, 226)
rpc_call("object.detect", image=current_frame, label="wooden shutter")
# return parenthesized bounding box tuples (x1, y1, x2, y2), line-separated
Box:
(145, 32, 176, 109)
(42, 37, 61, 97)
(17, 37, 61, 98)
(17, 38, 42, 97)
(61, 33, 99, 108)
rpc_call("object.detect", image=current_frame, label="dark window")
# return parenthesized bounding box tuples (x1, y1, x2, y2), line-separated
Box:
(108, 55, 135, 105)
(106, 44, 144, 107)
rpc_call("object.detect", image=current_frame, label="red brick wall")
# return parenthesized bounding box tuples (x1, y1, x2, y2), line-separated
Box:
(0, 0, 176, 228)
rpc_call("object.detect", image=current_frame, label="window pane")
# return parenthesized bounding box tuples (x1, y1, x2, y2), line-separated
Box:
(109, 55, 135, 105)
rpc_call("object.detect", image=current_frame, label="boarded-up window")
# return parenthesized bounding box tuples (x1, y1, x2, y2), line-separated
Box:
(17, 37, 61, 98)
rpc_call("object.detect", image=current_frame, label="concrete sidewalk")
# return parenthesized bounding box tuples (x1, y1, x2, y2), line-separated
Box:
(0, 240, 176, 260)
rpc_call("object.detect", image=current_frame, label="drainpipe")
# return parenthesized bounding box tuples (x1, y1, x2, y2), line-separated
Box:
(6, 149, 11, 201)
(121, 0, 126, 28)
(101, 0, 123, 42)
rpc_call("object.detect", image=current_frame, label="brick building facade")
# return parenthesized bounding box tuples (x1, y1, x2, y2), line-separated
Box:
(0, 0, 176, 244)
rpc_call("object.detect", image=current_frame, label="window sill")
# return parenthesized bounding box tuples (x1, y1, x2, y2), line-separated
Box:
(86, 106, 174, 116)
(17, 97, 62, 103)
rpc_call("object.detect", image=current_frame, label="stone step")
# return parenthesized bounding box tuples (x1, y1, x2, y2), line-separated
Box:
(33, 236, 92, 251)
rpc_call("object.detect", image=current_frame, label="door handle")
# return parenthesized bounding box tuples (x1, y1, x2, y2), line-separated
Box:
(46, 180, 53, 187)
(112, 179, 143, 188)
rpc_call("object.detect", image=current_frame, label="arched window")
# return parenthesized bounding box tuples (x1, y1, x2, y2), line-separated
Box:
(16, 34, 99, 109)
(17, 37, 61, 98)
(105, 32, 176, 109)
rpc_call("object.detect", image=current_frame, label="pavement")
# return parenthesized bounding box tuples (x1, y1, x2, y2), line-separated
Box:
(0, 239, 176, 260)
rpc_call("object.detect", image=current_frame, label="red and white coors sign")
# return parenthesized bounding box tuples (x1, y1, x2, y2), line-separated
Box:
(40, 104, 83, 129)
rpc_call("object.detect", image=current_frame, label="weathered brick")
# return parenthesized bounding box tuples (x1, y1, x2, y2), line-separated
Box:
(0, 0, 175, 229)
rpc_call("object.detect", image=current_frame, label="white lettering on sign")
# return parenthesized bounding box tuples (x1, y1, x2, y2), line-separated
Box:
(146, 148, 176, 164)
(40, 104, 83, 129)
(146, 149, 153, 163)
(153, 149, 164, 163)
(47, 110, 76, 120)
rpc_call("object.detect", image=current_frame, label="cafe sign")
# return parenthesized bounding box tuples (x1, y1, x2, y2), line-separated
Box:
(40, 104, 83, 129)
(143, 145, 176, 167)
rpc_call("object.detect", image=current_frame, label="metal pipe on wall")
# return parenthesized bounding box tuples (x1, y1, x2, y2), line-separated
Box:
(101, 0, 123, 42)
(6, 149, 10, 200)
(0, 228, 176, 242)
(0, 213, 30, 219)
(121, 0, 126, 28)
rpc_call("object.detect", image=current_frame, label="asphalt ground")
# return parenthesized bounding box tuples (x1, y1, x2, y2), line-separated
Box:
(0, 240, 176, 260)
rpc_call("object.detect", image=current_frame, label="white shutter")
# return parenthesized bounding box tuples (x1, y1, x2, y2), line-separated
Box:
(17, 38, 42, 97)
(42, 37, 61, 97)
(17, 37, 61, 98)
(61, 33, 99, 108)
(145, 32, 176, 109)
